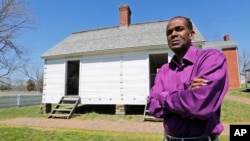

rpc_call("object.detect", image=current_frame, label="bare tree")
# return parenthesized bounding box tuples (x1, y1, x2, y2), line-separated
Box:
(12, 78, 26, 91)
(22, 62, 43, 92)
(0, 0, 32, 84)
(239, 48, 250, 78)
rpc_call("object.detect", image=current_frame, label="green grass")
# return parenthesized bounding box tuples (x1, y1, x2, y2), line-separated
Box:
(0, 125, 162, 141)
(228, 83, 250, 97)
(0, 88, 250, 141)
(219, 136, 229, 141)
(221, 99, 250, 123)
(76, 112, 143, 122)
(0, 106, 163, 140)
(0, 123, 231, 141)
(0, 104, 144, 121)
(0, 105, 47, 120)
(228, 87, 250, 98)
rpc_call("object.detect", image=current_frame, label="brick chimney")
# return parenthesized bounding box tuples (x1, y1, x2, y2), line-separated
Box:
(221, 34, 241, 88)
(119, 5, 131, 26)
(224, 34, 230, 41)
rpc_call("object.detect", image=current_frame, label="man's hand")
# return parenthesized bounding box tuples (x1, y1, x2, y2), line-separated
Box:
(189, 76, 209, 89)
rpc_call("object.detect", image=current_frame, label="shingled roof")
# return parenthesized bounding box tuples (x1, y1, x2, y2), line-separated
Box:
(202, 40, 238, 50)
(42, 20, 205, 59)
(42, 5, 206, 59)
(244, 62, 250, 71)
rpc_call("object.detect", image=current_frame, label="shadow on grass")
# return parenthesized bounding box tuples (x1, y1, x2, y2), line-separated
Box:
(75, 105, 145, 115)
(241, 89, 250, 92)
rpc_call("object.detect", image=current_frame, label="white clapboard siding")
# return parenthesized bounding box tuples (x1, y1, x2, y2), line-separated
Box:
(79, 52, 149, 105)
(80, 54, 121, 104)
(42, 59, 66, 103)
(122, 52, 149, 105)
(42, 51, 158, 105)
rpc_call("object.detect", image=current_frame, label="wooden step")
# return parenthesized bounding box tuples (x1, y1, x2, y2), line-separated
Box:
(49, 114, 69, 118)
(57, 103, 75, 106)
(48, 96, 81, 119)
(63, 97, 80, 101)
(53, 109, 72, 112)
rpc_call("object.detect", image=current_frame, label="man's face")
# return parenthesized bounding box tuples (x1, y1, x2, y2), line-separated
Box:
(166, 18, 194, 54)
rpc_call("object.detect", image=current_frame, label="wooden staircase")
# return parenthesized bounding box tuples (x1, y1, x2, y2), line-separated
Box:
(48, 96, 81, 119)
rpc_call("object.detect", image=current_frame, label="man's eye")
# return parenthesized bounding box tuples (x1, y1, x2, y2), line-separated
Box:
(167, 30, 172, 36)
(175, 26, 184, 31)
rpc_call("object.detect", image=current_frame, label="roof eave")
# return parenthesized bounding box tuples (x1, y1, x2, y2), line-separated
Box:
(41, 44, 167, 60)
(42, 41, 205, 60)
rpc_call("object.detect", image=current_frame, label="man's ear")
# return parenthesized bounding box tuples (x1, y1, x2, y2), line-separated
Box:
(189, 30, 195, 40)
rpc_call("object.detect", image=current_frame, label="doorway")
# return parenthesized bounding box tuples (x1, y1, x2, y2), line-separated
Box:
(149, 53, 168, 88)
(66, 60, 80, 95)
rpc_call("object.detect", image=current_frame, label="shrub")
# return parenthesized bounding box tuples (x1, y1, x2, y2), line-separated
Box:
(0, 84, 12, 90)
(26, 79, 35, 91)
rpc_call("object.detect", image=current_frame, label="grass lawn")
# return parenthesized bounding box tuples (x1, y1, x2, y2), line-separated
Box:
(0, 88, 250, 141)
(221, 99, 250, 123)
(0, 105, 47, 120)
(219, 136, 228, 141)
(0, 124, 231, 141)
(227, 87, 250, 98)
(0, 125, 162, 141)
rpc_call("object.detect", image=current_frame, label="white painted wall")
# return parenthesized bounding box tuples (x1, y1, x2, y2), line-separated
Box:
(80, 54, 121, 104)
(42, 49, 173, 105)
(79, 52, 149, 105)
(122, 52, 149, 104)
(42, 59, 66, 103)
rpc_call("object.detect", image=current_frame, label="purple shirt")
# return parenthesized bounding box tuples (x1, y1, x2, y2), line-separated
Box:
(148, 45, 229, 137)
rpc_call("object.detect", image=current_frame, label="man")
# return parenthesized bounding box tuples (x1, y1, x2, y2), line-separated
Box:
(148, 16, 228, 141)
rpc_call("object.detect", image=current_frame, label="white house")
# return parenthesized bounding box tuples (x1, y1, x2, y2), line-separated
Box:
(41, 5, 206, 106)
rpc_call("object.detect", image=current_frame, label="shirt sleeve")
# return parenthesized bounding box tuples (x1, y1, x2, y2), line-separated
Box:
(147, 65, 171, 118)
(158, 50, 229, 120)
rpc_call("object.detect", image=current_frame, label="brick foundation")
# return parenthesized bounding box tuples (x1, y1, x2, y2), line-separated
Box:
(40, 103, 52, 114)
(115, 104, 125, 115)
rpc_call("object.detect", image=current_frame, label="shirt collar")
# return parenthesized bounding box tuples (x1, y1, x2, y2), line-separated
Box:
(170, 45, 198, 68)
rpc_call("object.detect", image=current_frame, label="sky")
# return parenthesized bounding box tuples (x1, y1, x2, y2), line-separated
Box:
(16, 0, 250, 75)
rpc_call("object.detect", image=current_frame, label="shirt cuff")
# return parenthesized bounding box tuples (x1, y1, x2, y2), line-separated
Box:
(148, 98, 164, 118)
(158, 91, 169, 107)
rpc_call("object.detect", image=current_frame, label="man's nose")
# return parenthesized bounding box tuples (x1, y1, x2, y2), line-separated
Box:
(171, 30, 178, 38)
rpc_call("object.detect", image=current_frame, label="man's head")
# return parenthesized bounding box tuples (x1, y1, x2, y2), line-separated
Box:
(166, 16, 195, 55)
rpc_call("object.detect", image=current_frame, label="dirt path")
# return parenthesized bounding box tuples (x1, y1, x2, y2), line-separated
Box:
(0, 117, 230, 135)
(0, 93, 249, 136)
(224, 94, 250, 105)
(0, 118, 164, 133)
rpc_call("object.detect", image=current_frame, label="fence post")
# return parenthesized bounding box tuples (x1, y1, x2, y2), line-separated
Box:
(17, 94, 21, 107)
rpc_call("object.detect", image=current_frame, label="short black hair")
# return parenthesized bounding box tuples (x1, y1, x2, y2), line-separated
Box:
(170, 16, 193, 31)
